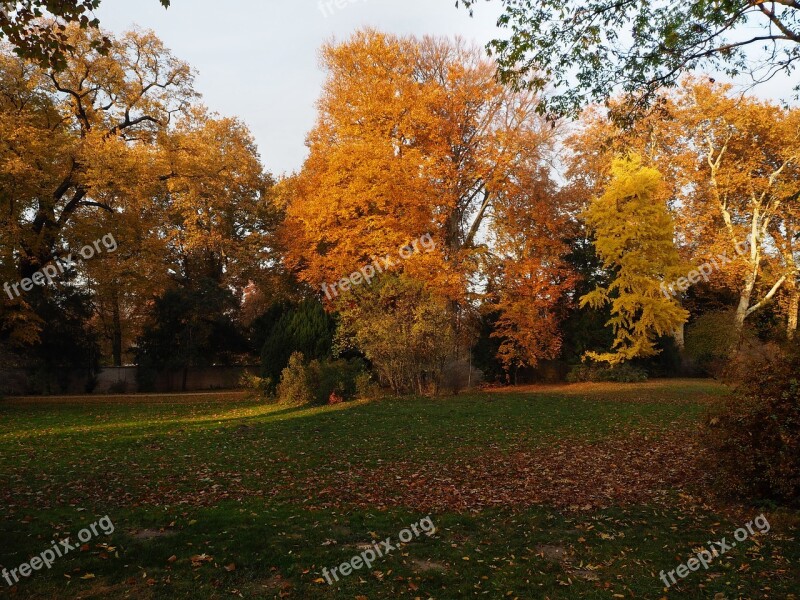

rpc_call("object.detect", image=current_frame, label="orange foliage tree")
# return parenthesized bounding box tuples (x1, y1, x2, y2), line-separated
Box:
(0, 25, 276, 364)
(282, 29, 573, 371)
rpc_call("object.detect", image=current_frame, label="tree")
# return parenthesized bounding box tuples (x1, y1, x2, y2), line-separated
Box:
(259, 299, 336, 386)
(581, 154, 689, 364)
(335, 274, 457, 395)
(0, 25, 278, 367)
(282, 29, 571, 372)
(0, 0, 169, 69)
(134, 279, 247, 392)
(488, 163, 575, 371)
(458, 0, 800, 118)
(668, 82, 800, 334)
(568, 80, 800, 338)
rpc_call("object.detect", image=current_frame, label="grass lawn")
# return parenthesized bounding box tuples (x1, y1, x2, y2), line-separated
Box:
(0, 380, 798, 599)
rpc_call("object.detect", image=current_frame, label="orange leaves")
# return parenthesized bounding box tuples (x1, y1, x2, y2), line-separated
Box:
(283, 29, 571, 371)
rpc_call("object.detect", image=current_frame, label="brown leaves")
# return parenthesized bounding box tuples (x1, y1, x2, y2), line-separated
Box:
(189, 553, 213, 568)
(304, 432, 702, 514)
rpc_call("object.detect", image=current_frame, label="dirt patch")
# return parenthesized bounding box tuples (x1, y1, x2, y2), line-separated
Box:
(570, 568, 601, 581)
(412, 559, 448, 572)
(131, 528, 176, 541)
(536, 544, 568, 562)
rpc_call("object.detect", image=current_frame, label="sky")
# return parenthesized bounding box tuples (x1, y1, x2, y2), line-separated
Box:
(95, 1, 795, 177)
(95, 0, 505, 176)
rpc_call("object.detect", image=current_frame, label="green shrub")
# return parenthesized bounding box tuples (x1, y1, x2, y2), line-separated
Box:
(276, 352, 315, 405)
(276, 353, 369, 406)
(260, 299, 336, 385)
(355, 372, 382, 400)
(566, 363, 648, 383)
(702, 349, 800, 506)
(239, 371, 273, 398)
(308, 357, 369, 405)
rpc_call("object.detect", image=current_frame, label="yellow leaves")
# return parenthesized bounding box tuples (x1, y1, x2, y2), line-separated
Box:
(582, 153, 689, 365)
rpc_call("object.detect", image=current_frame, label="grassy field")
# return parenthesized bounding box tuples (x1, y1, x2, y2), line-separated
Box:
(0, 380, 798, 599)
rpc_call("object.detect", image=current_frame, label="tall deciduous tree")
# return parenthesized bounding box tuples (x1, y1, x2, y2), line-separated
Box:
(568, 80, 800, 338)
(283, 29, 571, 371)
(581, 154, 689, 364)
(1, 25, 278, 366)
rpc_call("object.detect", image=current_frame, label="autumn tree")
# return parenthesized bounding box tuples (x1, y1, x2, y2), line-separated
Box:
(458, 0, 800, 118)
(569, 80, 800, 339)
(0, 25, 278, 368)
(335, 274, 458, 395)
(669, 82, 800, 335)
(283, 30, 572, 376)
(581, 154, 689, 364)
(488, 159, 575, 371)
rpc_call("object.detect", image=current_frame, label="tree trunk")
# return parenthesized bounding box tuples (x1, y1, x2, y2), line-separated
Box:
(111, 290, 123, 367)
(734, 272, 756, 333)
(673, 322, 685, 350)
(787, 285, 799, 341)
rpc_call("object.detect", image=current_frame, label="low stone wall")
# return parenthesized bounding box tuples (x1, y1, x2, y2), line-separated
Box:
(0, 365, 259, 396)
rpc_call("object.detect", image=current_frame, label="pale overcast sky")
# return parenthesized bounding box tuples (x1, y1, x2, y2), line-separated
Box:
(95, 0, 794, 176)
(95, 0, 505, 176)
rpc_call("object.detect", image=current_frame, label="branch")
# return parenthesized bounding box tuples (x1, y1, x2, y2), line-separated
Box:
(746, 274, 788, 316)
(463, 189, 491, 249)
(754, 2, 800, 42)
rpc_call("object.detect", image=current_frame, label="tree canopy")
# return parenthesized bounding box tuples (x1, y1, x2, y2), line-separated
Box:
(458, 0, 800, 118)
(0, 0, 169, 69)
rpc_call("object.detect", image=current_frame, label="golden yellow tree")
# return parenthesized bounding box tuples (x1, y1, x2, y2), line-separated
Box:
(581, 154, 689, 364)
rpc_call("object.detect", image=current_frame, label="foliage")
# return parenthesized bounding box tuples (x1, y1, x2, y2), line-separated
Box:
(259, 299, 336, 388)
(566, 363, 648, 384)
(275, 352, 315, 406)
(559, 233, 616, 366)
(457, 0, 800, 118)
(14, 286, 100, 394)
(581, 154, 689, 364)
(134, 280, 246, 391)
(275, 351, 368, 406)
(0, 24, 279, 369)
(0, 0, 169, 69)
(471, 310, 506, 383)
(439, 358, 484, 395)
(336, 274, 458, 395)
(239, 371, 273, 399)
(283, 29, 569, 370)
(568, 80, 800, 337)
(703, 349, 800, 506)
(354, 371, 382, 400)
(684, 310, 745, 377)
(488, 163, 575, 371)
